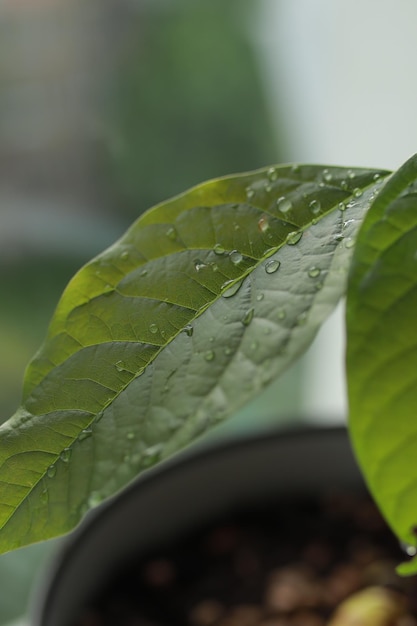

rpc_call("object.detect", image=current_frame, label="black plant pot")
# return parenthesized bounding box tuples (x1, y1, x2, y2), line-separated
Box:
(32, 427, 403, 626)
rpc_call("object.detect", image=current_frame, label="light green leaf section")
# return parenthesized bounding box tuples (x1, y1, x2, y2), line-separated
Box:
(347, 154, 417, 575)
(0, 164, 388, 552)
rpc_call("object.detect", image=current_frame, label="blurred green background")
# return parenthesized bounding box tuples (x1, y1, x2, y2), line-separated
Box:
(0, 1, 304, 623)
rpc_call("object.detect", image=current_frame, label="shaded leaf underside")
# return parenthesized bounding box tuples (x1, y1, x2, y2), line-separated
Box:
(347, 154, 417, 574)
(0, 164, 388, 551)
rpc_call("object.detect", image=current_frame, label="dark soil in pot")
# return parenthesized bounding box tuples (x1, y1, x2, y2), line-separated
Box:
(74, 491, 417, 626)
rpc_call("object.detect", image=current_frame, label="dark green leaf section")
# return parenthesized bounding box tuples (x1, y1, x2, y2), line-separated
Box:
(0, 164, 389, 552)
(346, 154, 417, 575)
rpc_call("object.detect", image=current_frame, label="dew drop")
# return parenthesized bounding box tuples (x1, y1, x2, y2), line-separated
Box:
(149, 323, 158, 334)
(286, 231, 303, 245)
(400, 541, 417, 556)
(246, 186, 255, 200)
(211, 263, 219, 272)
(265, 184, 272, 193)
(213, 243, 225, 255)
(347, 169, 355, 179)
(183, 324, 193, 337)
(60, 448, 71, 463)
(267, 166, 278, 181)
(194, 259, 208, 271)
(308, 266, 321, 278)
(340, 180, 348, 190)
(256, 293, 264, 301)
(291, 164, 300, 174)
(258, 215, 270, 233)
(140, 269, 148, 277)
(315, 281, 323, 291)
(265, 259, 281, 274)
(166, 226, 177, 240)
(120, 251, 129, 261)
(323, 169, 332, 182)
(221, 279, 243, 298)
(115, 360, 126, 372)
(353, 188, 362, 198)
(88, 492, 103, 508)
(277, 196, 292, 213)
(373, 173, 381, 181)
(309, 199, 321, 215)
(79, 426, 93, 442)
(205, 350, 215, 362)
(277, 308, 286, 320)
(338, 201, 346, 211)
(47, 465, 56, 479)
(296, 311, 308, 326)
(242, 307, 255, 326)
(224, 347, 233, 356)
(334, 233, 344, 243)
(142, 444, 164, 467)
(127, 432, 135, 440)
(230, 250, 243, 265)
(40, 489, 48, 505)
(345, 237, 355, 249)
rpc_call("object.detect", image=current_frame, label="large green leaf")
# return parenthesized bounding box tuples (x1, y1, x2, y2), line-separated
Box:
(0, 164, 388, 552)
(347, 154, 417, 575)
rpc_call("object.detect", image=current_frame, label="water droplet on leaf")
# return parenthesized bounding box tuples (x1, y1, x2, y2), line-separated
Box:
(183, 324, 193, 337)
(60, 448, 71, 463)
(353, 188, 362, 198)
(88, 492, 103, 508)
(347, 169, 355, 179)
(277, 196, 292, 213)
(338, 201, 346, 211)
(345, 238, 355, 249)
(400, 541, 417, 556)
(166, 226, 177, 240)
(47, 465, 56, 479)
(340, 180, 348, 190)
(296, 311, 308, 326)
(127, 432, 135, 440)
(267, 167, 278, 181)
(213, 243, 225, 255)
(230, 250, 243, 265)
(309, 200, 321, 215)
(246, 186, 255, 200)
(286, 231, 302, 245)
(322, 169, 332, 182)
(256, 293, 264, 301)
(149, 323, 158, 334)
(115, 360, 126, 372)
(265, 259, 281, 274)
(221, 279, 243, 298)
(258, 215, 270, 233)
(308, 267, 321, 278)
(194, 259, 207, 271)
(79, 426, 93, 442)
(277, 308, 286, 320)
(242, 308, 254, 326)
(120, 251, 129, 261)
(204, 350, 215, 362)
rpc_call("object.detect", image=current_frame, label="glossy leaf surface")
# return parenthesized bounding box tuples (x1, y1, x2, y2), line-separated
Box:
(0, 164, 388, 552)
(347, 155, 417, 575)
